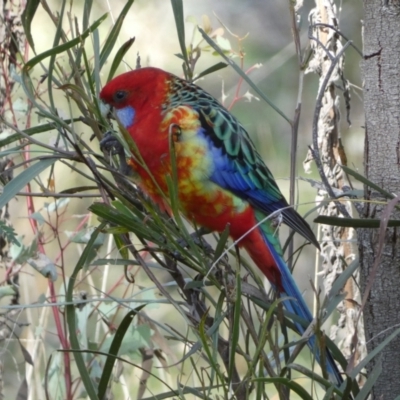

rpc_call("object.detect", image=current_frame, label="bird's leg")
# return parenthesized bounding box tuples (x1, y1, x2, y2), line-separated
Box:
(180, 227, 213, 251)
(100, 131, 132, 176)
(174, 227, 213, 258)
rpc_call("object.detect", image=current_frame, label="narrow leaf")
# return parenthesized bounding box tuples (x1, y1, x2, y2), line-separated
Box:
(212, 224, 230, 265)
(350, 326, 400, 378)
(97, 306, 145, 399)
(253, 377, 314, 400)
(21, 0, 40, 51)
(0, 119, 80, 148)
(66, 224, 105, 400)
(315, 216, 400, 228)
(93, 28, 101, 95)
(198, 312, 229, 398)
(194, 62, 228, 81)
(24, 13, 108, 71)
(89, 202, 163, 243)
(0, 158, 57, 210)
(228, 269, 242, 384)
(354, 357, 381, 400)
(106, 37, 136, 82)
(98, 0, 135, 72)
(82, 0, 93, 31)
(0, 221, 20, 246)
(341, 164, 395, 199)
(329, 258, 359, 300)
(170, 0, 188, 66)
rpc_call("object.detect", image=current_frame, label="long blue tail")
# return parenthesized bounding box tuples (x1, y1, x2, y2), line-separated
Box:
(259, 225, 344, 387)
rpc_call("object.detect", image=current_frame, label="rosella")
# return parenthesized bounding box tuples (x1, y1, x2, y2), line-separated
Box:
(100, 67, 343, 386)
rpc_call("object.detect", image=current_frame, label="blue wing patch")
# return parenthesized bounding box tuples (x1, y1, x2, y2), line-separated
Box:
(196, 108, 319, 248)
(164, 76, 319, 248)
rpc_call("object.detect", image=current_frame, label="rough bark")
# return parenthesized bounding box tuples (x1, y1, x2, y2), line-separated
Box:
(360, 1, 400, 398)
(304, 1, 366, 381)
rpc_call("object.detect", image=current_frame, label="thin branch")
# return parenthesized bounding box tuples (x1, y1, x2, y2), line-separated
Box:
(312, 23, 363, 57)
(311, 40, 352, 218)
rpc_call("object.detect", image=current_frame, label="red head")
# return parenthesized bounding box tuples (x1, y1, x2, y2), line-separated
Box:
(100, 68, 170, 116)
(99, 68, 174, 165)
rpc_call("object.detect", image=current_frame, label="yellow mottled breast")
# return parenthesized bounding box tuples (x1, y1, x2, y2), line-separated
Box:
(163, 106, 248, 219)
(132, 105, 247, 221)
(163, 107, 215, 201)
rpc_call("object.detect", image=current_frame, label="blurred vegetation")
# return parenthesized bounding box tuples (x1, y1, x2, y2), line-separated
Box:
(2, 0, 393, 399)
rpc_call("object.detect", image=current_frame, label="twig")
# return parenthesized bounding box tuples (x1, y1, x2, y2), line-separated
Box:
(310, 40, 352, 218)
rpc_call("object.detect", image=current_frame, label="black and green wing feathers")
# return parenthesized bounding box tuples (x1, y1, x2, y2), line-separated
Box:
(166, 76, 319, 248)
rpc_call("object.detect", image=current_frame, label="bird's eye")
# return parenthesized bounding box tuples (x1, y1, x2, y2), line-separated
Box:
(114, 90, 127, 102)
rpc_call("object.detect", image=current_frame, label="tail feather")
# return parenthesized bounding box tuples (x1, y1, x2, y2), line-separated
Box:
(282, 207, 320, 249)
(258, 224, 344, 387)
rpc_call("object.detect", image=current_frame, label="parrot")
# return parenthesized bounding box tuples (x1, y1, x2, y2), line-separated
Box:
(99, 67, 344, 387)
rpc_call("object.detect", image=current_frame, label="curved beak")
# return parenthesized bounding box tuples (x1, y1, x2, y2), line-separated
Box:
(99, 101, 113, 119)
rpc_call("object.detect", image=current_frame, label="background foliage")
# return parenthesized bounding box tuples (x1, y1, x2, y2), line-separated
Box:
(1, 1, 388, 399)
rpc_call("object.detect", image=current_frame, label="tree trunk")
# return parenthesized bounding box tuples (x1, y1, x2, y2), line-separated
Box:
(360, 1, 400, 398)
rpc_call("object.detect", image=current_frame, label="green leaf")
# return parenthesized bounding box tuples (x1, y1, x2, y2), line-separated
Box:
(21, 0, 40, 51)
(315, 216, 400, 228)
(253, 376, 314, 400)
(112, 233, 129, 260)
(24, 13, 108, 72)
(0, 286, 16, 298)
(194, 62, 228, 81)
(106, 37, 136, 82)
(46, 0, 66, 111)
(140, 386, 221, 400)
(0, 119, 80, 148)
(89, 202, 163, 244)
(286, 363, 347, 396)
(82, 0, 93, 31)
(0, 220, 20, 246)
(0, 158, 57, 210)
(212, 224, 230, 265)
(354, 357, 381, 400)
(10, 237, 38, 265)
(66, 224, 105, 400)
(97, 306, 145, 399)
(98, 0, 135, 74)
(198, 311, 229, 399)
(329, 258, 359, 302)
(228, 268, 242, 385)
(350, 326, 400, 379)
(341, 164, 395, 199)
(93, 28, 101, 96)
(170, 0, 189, 68)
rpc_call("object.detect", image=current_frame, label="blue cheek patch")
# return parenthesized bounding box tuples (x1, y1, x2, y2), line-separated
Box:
(115, 106, 135, 128)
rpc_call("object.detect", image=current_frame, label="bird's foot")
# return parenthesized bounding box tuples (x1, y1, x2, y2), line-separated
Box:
(100, 131, 121, 153)
(172, 228, 213, 259)
(100, 131, 132, 176)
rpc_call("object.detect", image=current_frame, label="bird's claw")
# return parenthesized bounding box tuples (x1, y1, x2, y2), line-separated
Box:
(172, 228, 213, 260)
(100, 131, 132, 176)
(100, 131, 123, 154)
(177, 234, 213, 254)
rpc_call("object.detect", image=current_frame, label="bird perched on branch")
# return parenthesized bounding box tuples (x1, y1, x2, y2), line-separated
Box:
(100, 66, 344, 387)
